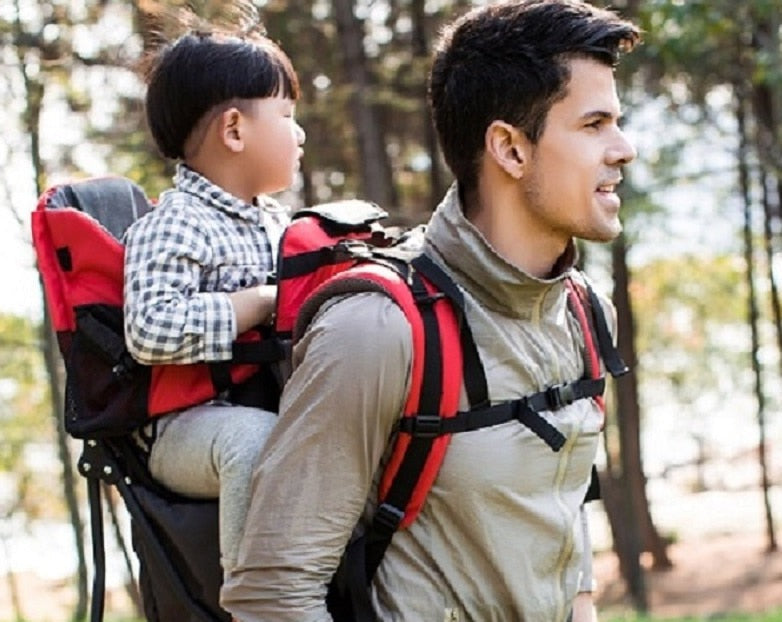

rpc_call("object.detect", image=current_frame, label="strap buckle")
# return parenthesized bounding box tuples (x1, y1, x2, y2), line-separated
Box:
(408, 414, 442, 438)
(544, 383, 576, 410)
(334, 238, 373, 260)
(374, 502, 404, 534)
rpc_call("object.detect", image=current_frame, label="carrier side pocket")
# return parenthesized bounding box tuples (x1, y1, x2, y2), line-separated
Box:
(64, 304, 150, 438)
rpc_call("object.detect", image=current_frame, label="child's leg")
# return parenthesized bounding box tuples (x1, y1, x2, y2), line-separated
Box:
(147, 403, 277, 573)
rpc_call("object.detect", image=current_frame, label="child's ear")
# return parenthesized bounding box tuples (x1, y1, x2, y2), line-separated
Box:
(219, 107, 244, 153)
(485, 121, 527, 179)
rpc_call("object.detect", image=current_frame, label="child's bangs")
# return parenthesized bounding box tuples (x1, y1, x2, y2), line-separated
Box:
(248, 40, 300, 101)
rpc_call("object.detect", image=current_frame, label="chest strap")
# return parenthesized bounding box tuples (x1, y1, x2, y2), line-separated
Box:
(397, 375, 605, 451)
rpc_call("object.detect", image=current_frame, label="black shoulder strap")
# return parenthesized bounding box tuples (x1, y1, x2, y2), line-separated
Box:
(412, 254, 489, 408)
(584, 283, 628, 377)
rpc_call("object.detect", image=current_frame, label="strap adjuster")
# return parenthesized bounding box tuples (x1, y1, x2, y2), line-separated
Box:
(408, 414, 442, 438)
(412, 290, 447, 306)
(544, 383, 576, 410)
(374, 502, 404, 534)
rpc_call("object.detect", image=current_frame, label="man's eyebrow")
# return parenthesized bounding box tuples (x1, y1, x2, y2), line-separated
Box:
(580, 109, 624, 122)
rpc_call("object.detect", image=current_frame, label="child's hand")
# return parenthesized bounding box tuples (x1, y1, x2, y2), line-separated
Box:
(256, 284, 277, 325)
(228, 284, 277, 332)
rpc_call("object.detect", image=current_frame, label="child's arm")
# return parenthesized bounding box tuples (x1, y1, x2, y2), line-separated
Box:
(228, 284, 276, 332)
(123, 202, 271, 366)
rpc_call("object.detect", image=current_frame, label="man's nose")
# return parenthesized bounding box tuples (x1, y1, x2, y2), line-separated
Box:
(609, 127, 636, 166)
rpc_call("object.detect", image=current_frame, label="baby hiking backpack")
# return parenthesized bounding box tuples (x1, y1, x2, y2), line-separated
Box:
(32, 176, 627, 622)
(33, 177, 238, 622)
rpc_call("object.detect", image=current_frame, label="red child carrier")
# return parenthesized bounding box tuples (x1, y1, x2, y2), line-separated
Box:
(31, 179, 282, 440)
(32, 176, 627, 622)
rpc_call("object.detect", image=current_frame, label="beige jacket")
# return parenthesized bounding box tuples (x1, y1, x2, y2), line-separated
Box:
(223, 184, 610, 621)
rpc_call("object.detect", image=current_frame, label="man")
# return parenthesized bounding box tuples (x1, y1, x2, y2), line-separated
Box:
(222, 1, 639, 620)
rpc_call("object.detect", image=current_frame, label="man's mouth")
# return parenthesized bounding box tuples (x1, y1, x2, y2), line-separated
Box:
(596, 178, 621, 193)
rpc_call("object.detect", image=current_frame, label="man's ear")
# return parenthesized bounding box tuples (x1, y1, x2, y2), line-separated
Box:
(219, 107, 244, 153)
(485, 121, 526, 179)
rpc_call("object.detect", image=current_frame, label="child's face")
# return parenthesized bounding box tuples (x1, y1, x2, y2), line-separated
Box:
(242, 94, 305, 196)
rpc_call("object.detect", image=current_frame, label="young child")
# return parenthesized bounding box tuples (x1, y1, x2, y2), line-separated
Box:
(122, 24, 305, 588)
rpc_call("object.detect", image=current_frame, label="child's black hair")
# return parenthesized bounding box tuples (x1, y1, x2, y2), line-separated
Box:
(144, 31, 300, 159)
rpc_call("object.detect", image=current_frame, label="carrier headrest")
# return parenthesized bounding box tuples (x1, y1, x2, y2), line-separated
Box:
(46, 177, 152, 240)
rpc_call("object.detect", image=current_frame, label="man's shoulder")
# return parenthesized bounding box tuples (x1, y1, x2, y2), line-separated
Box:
(302, 291, 413, 354)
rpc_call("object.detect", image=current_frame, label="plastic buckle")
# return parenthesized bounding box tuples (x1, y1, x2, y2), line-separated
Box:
(410, 414, 442, 438)
(374, 503, 404, 534)
(335, 238, 373, 260)
(545, 383, 575, 410)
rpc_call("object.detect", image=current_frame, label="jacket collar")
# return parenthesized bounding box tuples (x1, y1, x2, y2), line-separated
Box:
(424, 183, 578, 320)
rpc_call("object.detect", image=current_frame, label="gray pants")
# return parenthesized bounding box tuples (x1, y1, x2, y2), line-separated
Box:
(148, 403, 277, 575)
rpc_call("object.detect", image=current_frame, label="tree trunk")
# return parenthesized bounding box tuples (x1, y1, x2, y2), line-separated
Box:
(759, 170, 782, 381)
(411, 0, 444, 213)
(736, 91, 777, 552)
(13, 0, 90, 612)
(43, 309, 90, 620)
(751, 79, 782, 382)
(332, 0, 397, 209)
(601, 231, 678, 613)
(611, 233, 672, 571)
(749, 9, 782, 177)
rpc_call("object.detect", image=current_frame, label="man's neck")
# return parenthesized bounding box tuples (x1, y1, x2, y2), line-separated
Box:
(467, 184, 571, 279)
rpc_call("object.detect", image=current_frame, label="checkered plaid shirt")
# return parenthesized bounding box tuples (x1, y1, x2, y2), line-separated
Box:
(123, 164, 289, 364)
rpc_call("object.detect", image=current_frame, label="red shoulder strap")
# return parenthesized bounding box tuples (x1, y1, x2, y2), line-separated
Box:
(565, 277, 605, 411)
(301, 261, 462, 528)
(378, 269, 462, 528)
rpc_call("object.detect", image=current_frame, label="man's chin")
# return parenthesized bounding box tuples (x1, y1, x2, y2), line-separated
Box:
(583, 222, 622, 243)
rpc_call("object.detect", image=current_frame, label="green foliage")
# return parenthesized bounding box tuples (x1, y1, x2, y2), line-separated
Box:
(0, 313, 51, 519)
(631, 252, 747, 400)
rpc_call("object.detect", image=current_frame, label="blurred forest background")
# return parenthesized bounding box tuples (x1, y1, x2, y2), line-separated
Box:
(1, 0, 782, 620)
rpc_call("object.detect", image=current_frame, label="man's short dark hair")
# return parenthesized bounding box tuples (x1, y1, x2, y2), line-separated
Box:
(428, 0, 640, 192)
(144, 32, 300, 159)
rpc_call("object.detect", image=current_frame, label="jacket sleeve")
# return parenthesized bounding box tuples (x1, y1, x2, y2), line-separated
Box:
(222, 292, 412, 622)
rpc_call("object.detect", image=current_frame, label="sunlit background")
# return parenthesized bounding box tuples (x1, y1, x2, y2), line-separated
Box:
(1, 0, 782, 620)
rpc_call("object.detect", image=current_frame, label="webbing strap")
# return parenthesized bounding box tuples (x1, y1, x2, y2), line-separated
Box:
(207, 362, 233, 396)
(210, 335, 286, 397)
(397, 376, 605, 451)
(279, 244, 357, 280)
(364, 271, 445, 582)
(585, 284, 629, 377)
(412, 254, 488, 409)
(411, 254, 464, 310)
(231, 338, 286, 363)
